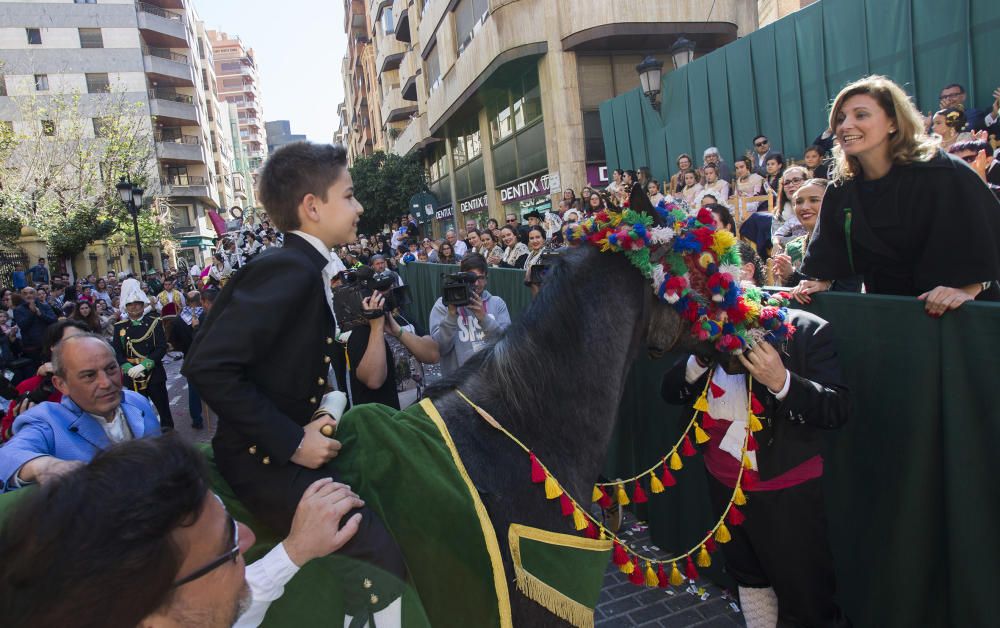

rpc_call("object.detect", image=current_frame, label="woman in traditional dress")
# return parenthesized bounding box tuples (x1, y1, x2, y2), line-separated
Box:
(498, 225, 529, 269)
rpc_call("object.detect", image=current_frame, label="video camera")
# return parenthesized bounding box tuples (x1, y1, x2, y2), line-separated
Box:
(332, 266, 411, 332)
(526, 252, 560, 286)
(440, 272, 480, 307)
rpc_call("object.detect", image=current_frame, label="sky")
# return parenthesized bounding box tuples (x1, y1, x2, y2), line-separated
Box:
(194, 0, 348, 143)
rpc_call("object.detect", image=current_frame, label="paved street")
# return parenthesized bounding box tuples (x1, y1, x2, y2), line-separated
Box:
(164, 357, 745, 627)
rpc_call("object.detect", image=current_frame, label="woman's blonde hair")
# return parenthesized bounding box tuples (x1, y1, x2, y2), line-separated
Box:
(828, 75, 939, 182)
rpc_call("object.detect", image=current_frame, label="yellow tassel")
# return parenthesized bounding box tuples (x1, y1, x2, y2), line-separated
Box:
(733, 485, 747, 506)
(697, 545, 712, 568)
(694, 423, 711, 444)
(693, 392, 709, 412)
(599, 528, 607, 540)
(644, 562, 658, 587)
(592, 485, 603, 503)
(649, 472, 665, 494)
(544, 475, 562, 499)
(749, 413, 763, 432)
(669, 561, 684, 586)
(572, 508, 588, 531)
(616, 483, 630, 506)
(742, 453, 753, 470)
(715, 523, 732, 544)
(669, 451, 683, 471)
(620, 557, 635, 574)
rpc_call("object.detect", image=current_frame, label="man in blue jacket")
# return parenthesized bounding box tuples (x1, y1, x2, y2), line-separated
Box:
(0, 333, 161, 491)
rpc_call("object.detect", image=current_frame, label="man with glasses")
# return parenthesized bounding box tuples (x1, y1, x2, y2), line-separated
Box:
(948, 139, 1000, 201)
(750, 134, 779, 177)
(0, 435, 365, 628)
(429, 253, 511, 377)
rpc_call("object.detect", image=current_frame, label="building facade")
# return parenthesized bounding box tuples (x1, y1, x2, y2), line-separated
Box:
(0, 0, 236, 271)
(757, 0, 818, 27)
(340, 0, 386, 164)
(355, 0, 759, 237)
(264, 119, 306, 153)
(208, 29, 267, 171)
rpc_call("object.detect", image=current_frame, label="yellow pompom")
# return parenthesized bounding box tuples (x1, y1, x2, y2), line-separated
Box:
(669, 561, 684, 586)
(715, 524, 732, 544)
(693, 392, 709, 412)
(592, 485, 603, 503)
(669, 451, 683, 471)
(616, 482, 631, 506)
(544, 475, 562, 499)
(694, 423, 711, 444)
(733, 485, 747, 506)
(620, 558, 635, 575)
(696, 546, 712, 568)
(649, 473, 665, 494)
(711, 229, 738, 256)
(572, 508, 588, 531)
(645, 562, 659, 587)
(749, 413, 763, 432)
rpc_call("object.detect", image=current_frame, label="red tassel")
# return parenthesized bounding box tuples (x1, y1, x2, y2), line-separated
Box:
(746, 433, 759, 452)
(632, 481, 649, 504)
(727, 506, 746, 526)
(704, 536, 718, 553)
(680, 434, 697, 457)
(629, 558, 645, 585)
(595, 485, 612, 509)
(583, 520, 598, 539)
(701, 413, 718, 429)
(530, 453, 545, 483)
(660, 465, 677, 487)
(657, 564, 669, 588)
(560, 493, 574, 516)
(742, 473, 756, 490)
(684, 555, 699, 580)
(613, 541, 629, 566)
(750, 393, 764, 415)
(710, 381, 725, 398)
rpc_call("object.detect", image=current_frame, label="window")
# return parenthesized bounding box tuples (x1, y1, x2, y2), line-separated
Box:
(79, 28, 103, 48)
(455, 0, 488, 52)
(0, 76, 7, 97)
(488, 69, 542, 145)
(34, 74, 49, 91)
(26, 28, 41, 45)
(583, 111, 606, 163)
(85, 73, 109, 93)
(169, 206, 193, 227)
(41, 120, 56, 136)
(382, 8, 394, 35)
(425, 43, 441, 91)
(74, 0, 98, 4)
(92, 117, 110, 138)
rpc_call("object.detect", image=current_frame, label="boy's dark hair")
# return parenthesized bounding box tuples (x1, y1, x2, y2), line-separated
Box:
(460, 253, 488, 274)
(0, 434, 209, 627)
(257, 142, 348, 232)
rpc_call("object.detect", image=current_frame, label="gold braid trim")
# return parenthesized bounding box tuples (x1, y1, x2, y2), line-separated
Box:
(123, 317, 160, 362)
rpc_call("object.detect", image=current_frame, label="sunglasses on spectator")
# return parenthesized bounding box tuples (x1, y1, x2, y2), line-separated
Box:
(172, 495, 240, 588)
(754, 141, 768, 147)
(506, 219, 517, 223)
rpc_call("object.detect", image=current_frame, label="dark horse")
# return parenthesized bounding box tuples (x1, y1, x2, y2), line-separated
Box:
(425, 242, 695, 626)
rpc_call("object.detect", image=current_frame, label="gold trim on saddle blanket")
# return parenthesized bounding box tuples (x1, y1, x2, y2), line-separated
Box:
(508, 524, 612, 628)
(418, 398, 513, 628)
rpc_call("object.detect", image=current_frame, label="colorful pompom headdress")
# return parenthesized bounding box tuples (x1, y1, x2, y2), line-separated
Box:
(565, 199, 794, 352)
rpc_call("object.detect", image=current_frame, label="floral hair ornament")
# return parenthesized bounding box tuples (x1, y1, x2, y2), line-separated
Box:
(566, 199, 795, 352)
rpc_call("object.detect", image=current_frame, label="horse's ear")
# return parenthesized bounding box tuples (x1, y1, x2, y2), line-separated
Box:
(628, 185, 667, 227)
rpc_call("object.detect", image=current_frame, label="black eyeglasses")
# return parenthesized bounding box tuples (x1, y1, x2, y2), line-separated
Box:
(172, 495, 240, 588)
(960, 154, 977, 164)
(506, 219, 517, 223)
(754, 141, 768, 147)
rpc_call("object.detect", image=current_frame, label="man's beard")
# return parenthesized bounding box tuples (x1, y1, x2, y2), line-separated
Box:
(229, 581, 253, 627)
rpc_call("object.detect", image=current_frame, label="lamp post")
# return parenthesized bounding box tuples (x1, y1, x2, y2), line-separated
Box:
(668, 35, 696, 70)
(116, 176, 145, 275)
(635, 55, 664, 111)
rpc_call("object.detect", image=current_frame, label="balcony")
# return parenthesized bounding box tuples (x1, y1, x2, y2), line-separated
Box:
(376, 32, 406, 75)
(392, 112, 432, 156)
(148, 89, 198, 124)
(381, 82, 417, 125)
(155, 134, 207, 164)
(136, 2, 187, 48)
(143, 46, 194, 86)
(162, 175, 213, 202)
(394, 0, 411, 43)
(400, 48, 421, 101)
(345, 0, 365, 33)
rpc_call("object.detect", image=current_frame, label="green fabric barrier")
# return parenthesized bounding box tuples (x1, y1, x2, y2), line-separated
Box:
(601, 0, 1000, 179)
(625, 89, 650, 169)
(598, 100, 619, 170)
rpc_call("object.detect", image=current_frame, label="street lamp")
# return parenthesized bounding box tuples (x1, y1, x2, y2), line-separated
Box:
(635, 55, 664, 111)
(116, 176, 145, 275)
(668, 36, 696, 70)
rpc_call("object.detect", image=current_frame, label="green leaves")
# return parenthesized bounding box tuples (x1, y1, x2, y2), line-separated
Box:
(349, 150, 427, 234)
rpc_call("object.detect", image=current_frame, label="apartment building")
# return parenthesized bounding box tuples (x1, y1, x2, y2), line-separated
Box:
(341, 0, 386, 163)
(0, 0, 234, 269)
(264, 119, 306, 153)
(757, 0, 818, 27)
(359, 0, 759, 237)
(208, 29, 267, 171)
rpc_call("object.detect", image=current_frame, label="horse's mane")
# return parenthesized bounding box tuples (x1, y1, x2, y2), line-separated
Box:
(425, 246, 645, 419)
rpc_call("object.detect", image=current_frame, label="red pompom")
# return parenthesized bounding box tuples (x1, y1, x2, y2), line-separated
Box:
(560, 493, 574, 516)
(696, 207, 715, 225)
(727, 506, 746, 526)
(633, 481, 649, 504)
(681, 434, 697, 457)
(685, 555, 699, 580)
(530, 453, 545, 483)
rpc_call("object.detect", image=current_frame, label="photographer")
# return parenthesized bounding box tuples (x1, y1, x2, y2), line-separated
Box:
(429, 253, 511, 377)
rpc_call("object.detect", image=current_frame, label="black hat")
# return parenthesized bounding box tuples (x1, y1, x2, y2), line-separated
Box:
(525, 210, 543, 220)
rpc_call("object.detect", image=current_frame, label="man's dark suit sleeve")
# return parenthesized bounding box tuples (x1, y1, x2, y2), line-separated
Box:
(661, 356, 710, 405)
(773, 318, 849, 430)
(183, 256, 311, 465)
